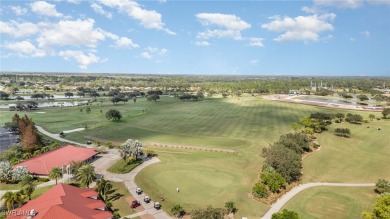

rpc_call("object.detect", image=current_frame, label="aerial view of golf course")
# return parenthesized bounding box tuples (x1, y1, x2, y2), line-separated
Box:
(0, 0, 389, 218)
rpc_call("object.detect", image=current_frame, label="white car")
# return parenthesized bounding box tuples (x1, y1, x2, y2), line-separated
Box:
(136, 188, 142, 194)
(154, 202, 161, 209)
(144, 196, 151, 203)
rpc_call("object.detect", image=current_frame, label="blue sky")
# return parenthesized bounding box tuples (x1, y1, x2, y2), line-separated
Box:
(0, 0, 389, 75)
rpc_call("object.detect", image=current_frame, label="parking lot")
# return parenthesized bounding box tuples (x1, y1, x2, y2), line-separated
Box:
(0, 126, 19, 151)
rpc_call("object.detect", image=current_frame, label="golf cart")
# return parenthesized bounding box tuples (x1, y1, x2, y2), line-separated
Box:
(154, 202, 161, 210)
(130, 200, 141, 208)
(144, 196, 151, 203)
(136, 187, 142, 195)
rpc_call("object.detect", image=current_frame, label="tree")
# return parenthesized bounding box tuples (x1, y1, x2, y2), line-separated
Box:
(0, 91, 10, 100)
(119, 139, 143, 161)
(272, 209, 300, 219)
(13, 191, 25, 207)
(20, 175, 35, 200)
(86, 107, 91, 113)
(191, 206, 223, 219)
(1, 191, 16, 210)
(49, 167, 63, 185)
(261, 172, 286, 193)
(133, 97, 137, 103)
(334, 128, 351, 137)
(358, 94, 369, 101)
(346, 113, 363, 124)
(171, 204, 186, 217)
(147, 94, 160, 102)
(382, 108, 390, 119)
(105, 109, 122, 121)
(76, 164, 96, 188)
(225, 201, 237, 214)
(290, 122, 302, 132)
(275, 133, 311, 154)
(369, 114, 376, 121)
(252, 182, 268, 198)
(375, 179, 390, 194)
(95, 177, 114, 201)
(64, 92, 74, 98)
(362, 194, 390, 219)
(262, 144, 302, 183)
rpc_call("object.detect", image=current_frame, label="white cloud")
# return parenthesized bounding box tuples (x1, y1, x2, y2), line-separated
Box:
(261, 13, 336, 42)
(196, 13, 251, 40)
(58, 50, 101, 69)
(31, 1, 63, 17)
(3, 41, 46, 57)
(36, 19, 106, 49)
(11, 6, 28, 16)
(115, 37, 139, 48)
(361, 30, 370, 38)
(67, 0, 81, 4)
(250, 59, 259, 65)
(313, 0, 364, 8)
(98, 0, 175, 35)
(141, 47, 168, 59)
(195, 41, 210, 46)
(367, 0, 390, 5)
(157, 0, 167, 3)
(248, 38, 264, 47)
(0, 21, 40, 38)
(91, 3, 112, 19)
(141, 52, 152, 59)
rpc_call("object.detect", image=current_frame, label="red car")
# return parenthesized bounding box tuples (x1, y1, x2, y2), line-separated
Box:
(131, 200, 141, 208)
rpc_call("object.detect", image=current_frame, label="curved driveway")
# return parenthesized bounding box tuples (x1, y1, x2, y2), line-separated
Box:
(261, 182, 375, 219)
(35, 126, 171, 219)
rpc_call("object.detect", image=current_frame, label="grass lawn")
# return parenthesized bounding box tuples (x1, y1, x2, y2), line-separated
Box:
(1, 96, 387, 218)
(302, 119, 390, 183)
(109, 182, 134, 217)
(282, 186, 378, 219)
(31, 185, 55, 199)
(0, 179, 49, 190)
(107, 159, 143, 174)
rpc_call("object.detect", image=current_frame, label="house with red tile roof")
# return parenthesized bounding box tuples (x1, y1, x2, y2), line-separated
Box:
(15, 145, 97, 175)
(7, 183, 113, 219)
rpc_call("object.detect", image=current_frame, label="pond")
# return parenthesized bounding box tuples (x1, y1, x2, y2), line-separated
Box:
(12, 95, 75, 100)
(297, 96, 381, 107)
(0, 101, 88, 109)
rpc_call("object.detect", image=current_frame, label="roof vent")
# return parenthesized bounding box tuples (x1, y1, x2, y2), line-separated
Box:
(29, 209, 36, 216)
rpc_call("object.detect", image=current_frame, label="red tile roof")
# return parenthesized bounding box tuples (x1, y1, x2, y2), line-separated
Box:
(15, 145, 97, 175)
(7, 184, 113, 219)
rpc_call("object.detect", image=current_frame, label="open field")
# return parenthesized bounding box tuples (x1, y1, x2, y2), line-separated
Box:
(1, 96, 388, 217)
(282, 186, 377, 219)
(302, 119, 390, 183)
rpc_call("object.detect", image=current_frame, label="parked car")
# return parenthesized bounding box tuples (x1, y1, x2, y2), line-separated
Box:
(154, 202, 161, 210)
(131, 200, 141, 208)
(87, 140, 92, 145)
(144, 196, 150, 203)
(136, 187, 142, 194)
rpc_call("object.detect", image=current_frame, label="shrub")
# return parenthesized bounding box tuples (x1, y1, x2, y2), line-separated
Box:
(252, 182, 268, 198)
(363, 120, 369, 123)
(261, 172, 286, 193)
(334, 128, 351, 137)
(36, 177, 50, 182)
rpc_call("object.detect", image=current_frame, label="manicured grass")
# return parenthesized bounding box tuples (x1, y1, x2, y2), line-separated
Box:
(109, 182, 134, 217)
(302, 119, 390, 183)
(31, 185, 55, 199)
(282, 186, 377, 219)
(0, 179, 49, 190)
(107, 159, 143, 174)
(1, 96, 387, 218)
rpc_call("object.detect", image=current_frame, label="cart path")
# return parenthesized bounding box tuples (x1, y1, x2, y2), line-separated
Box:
(261, 182, 375, 219)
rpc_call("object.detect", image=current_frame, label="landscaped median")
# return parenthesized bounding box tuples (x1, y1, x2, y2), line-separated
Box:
(107, 158, 143, 174)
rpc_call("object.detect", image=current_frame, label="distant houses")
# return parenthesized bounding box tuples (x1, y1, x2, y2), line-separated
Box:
(14, 145, 97, 175)
(7, 183, 113, 219)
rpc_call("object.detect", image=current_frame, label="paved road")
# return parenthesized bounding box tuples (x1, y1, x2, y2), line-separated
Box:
(261, 182, 375, 219)
(35, 126, 172, 219)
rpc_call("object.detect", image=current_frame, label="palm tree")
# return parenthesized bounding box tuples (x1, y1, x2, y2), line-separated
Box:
(20, 175, 35, 200)
(95, 177, 113, 201)
(76, 164, 96, 188)
(1, 191, 16, 210)
(13, 191, 25, 207)
(49, 167, 63, 185)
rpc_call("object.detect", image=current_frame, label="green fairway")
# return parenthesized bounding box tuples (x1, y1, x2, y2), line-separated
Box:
(282, 186, 377, 219)
(107, 159, 143, 174)
(1, 96, 388, 217)
(302, 119, 390, 183)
